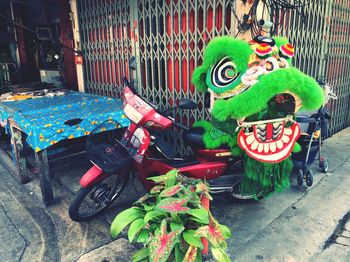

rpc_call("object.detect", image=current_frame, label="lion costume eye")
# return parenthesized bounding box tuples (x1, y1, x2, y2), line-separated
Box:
(211, 56, 240, 88)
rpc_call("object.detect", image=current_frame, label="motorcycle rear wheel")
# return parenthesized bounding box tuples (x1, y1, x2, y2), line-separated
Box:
(69, 174, 128, 222)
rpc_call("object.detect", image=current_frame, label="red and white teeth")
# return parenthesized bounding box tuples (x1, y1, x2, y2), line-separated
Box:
(238, 122, 301, 163)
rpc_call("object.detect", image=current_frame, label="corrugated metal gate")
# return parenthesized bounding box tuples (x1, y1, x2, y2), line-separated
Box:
(78, 0, 133, 96)
(326, 0, 350, 134)
(276, 0, 350, 135)
(78, 0, 236, 153)
(77, 0, 350, 153)
(136, 0, 235, 149)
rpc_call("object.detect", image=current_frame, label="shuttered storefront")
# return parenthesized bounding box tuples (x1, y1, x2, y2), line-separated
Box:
(77, 0, 350, 152)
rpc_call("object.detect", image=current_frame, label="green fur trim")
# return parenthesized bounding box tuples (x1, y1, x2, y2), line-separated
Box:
(240, 156, 293, 198)
(193, 120, 242, 156)
(292, 142, 302, 153)
(193, 120, 293, 197)
(192, 65, 208, 93)
(212, 67, 325, 121)
(273, 36, 289, 48)
(211, 118, 238, 134)
(192, 36, 252, 93)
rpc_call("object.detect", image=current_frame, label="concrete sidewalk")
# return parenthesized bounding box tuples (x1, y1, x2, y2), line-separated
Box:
(1, 128, 350, 261)
(0, 148, 141, 262)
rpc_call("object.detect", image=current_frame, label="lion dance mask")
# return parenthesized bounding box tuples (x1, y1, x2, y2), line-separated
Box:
(192, 36, 324, 196)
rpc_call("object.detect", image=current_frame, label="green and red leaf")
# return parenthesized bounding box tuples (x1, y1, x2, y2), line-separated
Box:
(195, 213, 227, 248)
(195, 181, 209, 193)
(147, 169, 179, 186)
(135, 193, 152, 204)
(219, 225, 232, 239)
(156, 197, 190, 214)
(196, 181, 213, 200)
(183, 245, 198, 262)
(150, 185, 165, 194)
(211, 247, 232, 262)
(149, 219, 183, 262)
(159, 183, 182, 197)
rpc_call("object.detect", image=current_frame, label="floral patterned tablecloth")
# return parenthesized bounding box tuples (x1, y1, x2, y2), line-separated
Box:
(0, 91, 129, 152)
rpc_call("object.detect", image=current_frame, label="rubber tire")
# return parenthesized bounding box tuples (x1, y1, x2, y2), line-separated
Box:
(305, 170, 314, 187)
(69, 175, 128, 222)
(320, 158, 329, 173)
(230, 191, 266, 202)
(297, 169, 304, 186)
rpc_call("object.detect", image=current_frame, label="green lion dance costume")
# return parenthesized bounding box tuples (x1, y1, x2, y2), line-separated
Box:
(192, 36, 324, 197)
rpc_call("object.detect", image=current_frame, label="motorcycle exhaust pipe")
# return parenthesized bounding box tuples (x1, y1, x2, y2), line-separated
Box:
(209, 185, 233, 194)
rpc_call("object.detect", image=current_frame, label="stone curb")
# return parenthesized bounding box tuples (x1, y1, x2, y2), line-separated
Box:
(76, 238, 136, 262)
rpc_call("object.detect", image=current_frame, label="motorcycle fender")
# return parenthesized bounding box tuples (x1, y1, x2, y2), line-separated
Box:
(132, 127, 150, 164)
(80, 165, 107, 188)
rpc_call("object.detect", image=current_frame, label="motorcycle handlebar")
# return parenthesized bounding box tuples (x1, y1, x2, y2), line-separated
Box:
(122, 77, 138, 94)
(122, 76, 189, 131)
(122, 77, 131, 87)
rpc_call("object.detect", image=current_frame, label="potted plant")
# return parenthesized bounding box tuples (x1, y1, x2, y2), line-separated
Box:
(111, 170, 232, 261)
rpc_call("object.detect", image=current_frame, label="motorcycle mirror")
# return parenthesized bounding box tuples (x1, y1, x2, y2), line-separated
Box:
(204, 92, 211, 108)
(129, 56, 137, 71)
(178, 98, 197, 110)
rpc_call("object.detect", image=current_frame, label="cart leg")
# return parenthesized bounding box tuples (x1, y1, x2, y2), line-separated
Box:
(35, 149, 54, 206)
(10, 126, 31, 184)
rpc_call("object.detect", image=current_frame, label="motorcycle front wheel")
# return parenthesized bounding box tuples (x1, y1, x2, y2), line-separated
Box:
(69, 174, 128, 222)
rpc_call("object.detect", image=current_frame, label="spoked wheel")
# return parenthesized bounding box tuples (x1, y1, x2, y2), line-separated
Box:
(69, 174, 128, 222)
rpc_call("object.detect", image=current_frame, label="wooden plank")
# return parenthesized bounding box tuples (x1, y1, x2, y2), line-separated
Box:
(9, 120, 31, 184)
(35, 149, 54, 206)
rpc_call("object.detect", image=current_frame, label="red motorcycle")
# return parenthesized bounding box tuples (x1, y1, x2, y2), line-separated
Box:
(69, 78, 262, 222)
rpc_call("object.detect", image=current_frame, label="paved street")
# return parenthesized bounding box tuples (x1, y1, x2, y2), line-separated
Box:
(0, 128, 350, 262)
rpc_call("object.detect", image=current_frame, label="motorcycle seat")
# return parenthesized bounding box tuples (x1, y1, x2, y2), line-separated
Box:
(183, 127, 231, 150)
(182, 127, 206, 149)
